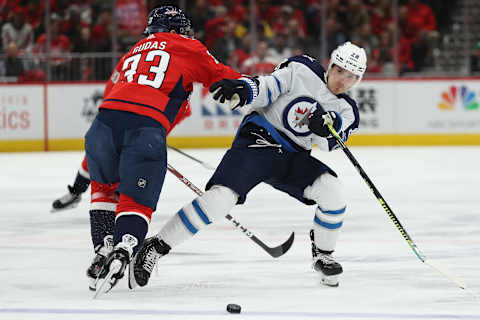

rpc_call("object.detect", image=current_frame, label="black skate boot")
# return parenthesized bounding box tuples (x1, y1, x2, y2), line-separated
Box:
(51, 185, 82, 212)
(86, 235, 113, 291)
(93, 246, 131, 298)
(310, 229, 343, 287)
(129, 236, 171, 289)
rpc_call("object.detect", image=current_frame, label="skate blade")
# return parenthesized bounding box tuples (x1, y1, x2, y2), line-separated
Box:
(320, 274, 339, 287)
(93, 260, 121, 299)
(50, 202, 80, 213)
(88, 277, 96, 291)
(128, 258, 138, 290)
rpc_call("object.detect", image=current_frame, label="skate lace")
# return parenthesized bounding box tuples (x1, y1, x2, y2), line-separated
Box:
(143, 246, 161, 273)
(316, 254, 336, 265)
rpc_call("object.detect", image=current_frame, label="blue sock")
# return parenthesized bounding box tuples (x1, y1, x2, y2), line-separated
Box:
(89, 210, 115, 249)
(114, 214, 148, 256)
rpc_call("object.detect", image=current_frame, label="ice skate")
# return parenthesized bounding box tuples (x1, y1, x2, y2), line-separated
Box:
(93, 246, 130, 298)
(86, 235, 113, 291)
(51, 185, 82, 212)
(129, 236, 171, 289)
(310, 230, 343, 287)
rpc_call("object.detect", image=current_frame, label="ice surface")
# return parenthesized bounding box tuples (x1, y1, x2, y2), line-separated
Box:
(1, 147, 479, 320)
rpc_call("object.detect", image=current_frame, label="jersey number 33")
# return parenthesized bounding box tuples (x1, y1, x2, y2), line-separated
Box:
(122, 50, 171, 89)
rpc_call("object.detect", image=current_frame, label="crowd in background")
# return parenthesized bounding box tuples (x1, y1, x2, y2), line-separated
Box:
(0, 0, 462, 81)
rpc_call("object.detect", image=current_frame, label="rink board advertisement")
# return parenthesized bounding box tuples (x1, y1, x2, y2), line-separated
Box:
(396, 80, 480, 133)
(0, 85, 45, 151)
(1, 78, 480, 151)
(47, 84, 105, 139)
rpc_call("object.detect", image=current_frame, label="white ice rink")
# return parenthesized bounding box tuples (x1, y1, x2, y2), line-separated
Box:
(1, 147, 479, 320)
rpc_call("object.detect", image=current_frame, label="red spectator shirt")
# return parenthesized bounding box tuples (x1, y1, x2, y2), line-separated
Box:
(407, 2, 437, 32)
(100, 32, 241, 132)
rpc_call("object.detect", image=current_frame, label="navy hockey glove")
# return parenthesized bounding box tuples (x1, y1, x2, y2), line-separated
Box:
(308, 110, 342, 138)
(209, 78, 257, 109)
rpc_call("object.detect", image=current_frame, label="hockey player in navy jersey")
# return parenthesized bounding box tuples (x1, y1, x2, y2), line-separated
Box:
(132, 42, 367, 288)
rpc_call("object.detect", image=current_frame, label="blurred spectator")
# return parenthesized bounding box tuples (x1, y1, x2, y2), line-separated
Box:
(2, 6, 34, 54)
(91, 9, 112, 52)
(240, 40, 276, 75)
(25, 0, 45, 38)
(205, 5, 229, 48)
(344, 0, 369, 38)
(71, 26, 95, 80)
(115, 0, 147, 48)
(34, 14, 72, 80)
(371, 31, 395, 73)
(72, 26, 93, 53)
(211, 18, 239, 64)
(272, 5, 306, 40)
(404, 0, 437, 33)
(351, 23, 379, 58)
(4, 41, 24, 79)
(1, 0, 19, 29)
(228, 33, 252, 71)
(186, 0, 215, 43)
(325, 16, 347, 56)
(372, 30, 414, 74)
(256, 0, 282, 26)
(62, 5, 90, 50)
(401, 0, 439, 69)
(267, 31, 292, 64)
(470, 42, 480, 74)
(370, 0, 394, 36)
(327, 0, 347, 26)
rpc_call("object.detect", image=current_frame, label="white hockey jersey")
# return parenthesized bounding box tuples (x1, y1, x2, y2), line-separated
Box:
(244, 55, 360, 151)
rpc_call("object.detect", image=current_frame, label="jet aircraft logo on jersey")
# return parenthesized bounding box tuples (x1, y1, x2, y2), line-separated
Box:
(294, 106, 312, 128)
(283, 96, 318, 137)
(438, 85, 479, 111)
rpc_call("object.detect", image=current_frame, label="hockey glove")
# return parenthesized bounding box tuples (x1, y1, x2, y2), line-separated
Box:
(308, 110, 342, 138)
(209, 78, 255, 109)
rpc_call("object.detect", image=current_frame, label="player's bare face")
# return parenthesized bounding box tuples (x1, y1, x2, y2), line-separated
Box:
(327, 65, 359, 95)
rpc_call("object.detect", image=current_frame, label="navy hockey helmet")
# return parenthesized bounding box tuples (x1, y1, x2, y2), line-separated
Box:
(143, 6, 192, 36)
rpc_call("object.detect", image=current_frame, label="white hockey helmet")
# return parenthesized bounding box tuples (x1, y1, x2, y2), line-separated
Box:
(327, 41, 367, 82)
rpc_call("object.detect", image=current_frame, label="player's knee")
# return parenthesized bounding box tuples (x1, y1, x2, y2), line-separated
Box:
(197, 185, 238, 222)
(304, 173, 345, 210)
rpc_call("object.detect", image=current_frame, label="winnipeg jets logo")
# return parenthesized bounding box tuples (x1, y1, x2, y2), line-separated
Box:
(282, 96, 319, 137)
(294, 106, 311, 128)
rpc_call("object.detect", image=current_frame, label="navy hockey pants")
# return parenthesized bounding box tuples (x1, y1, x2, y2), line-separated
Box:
(206, 122, 336, 205)
(85, 109, 167, 210)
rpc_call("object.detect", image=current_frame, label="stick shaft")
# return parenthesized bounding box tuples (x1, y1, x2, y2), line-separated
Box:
(326, 125, 424, 260)
(327, 124, 467, 289)
(166, 164, 294, 258)
(167, 145, 215, 170)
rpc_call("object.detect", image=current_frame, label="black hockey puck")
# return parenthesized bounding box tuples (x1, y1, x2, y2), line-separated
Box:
(226, 303, 241, 313)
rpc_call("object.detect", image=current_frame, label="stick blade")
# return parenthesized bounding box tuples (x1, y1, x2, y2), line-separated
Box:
(423, 259, 467, 290)
(262, 232, 295, 258)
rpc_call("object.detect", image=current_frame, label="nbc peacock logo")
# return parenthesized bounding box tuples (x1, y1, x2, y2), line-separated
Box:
(438, 85, 479, 111)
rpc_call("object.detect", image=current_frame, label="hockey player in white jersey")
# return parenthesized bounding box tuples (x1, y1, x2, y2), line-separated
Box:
(131, 42, 367, 288)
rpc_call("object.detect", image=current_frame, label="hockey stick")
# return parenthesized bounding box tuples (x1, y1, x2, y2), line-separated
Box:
(167, 145, 216, 170)
(327, 124, 467, 290)
(166, 163, 294, 258)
